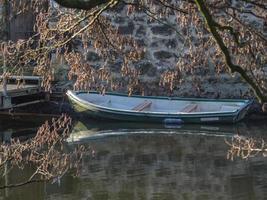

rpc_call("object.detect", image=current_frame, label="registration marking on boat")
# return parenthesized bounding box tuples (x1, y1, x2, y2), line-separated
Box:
(200, 117, 219, 122)
(200, 126, 220, 131)
(163, 118, 184, 124)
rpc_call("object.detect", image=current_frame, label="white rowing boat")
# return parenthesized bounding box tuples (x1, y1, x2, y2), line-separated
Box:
(66, 90, 252, 124)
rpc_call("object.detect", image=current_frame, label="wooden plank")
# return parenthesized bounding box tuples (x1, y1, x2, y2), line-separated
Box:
(0, 111, 60, 118)
(12, 100, 46, 108)
(0, 85, 41, 99)
(0, 75, 41, 81)
(132, 100, 152, 111)
(181, 104, 198, 113)
(0, 84, 39, 92)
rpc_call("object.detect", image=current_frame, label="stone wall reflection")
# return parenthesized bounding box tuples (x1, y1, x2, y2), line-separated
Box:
(61, 133, 267, 200)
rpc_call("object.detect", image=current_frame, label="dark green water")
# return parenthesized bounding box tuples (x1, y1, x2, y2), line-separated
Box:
(0, 117, 267, 200)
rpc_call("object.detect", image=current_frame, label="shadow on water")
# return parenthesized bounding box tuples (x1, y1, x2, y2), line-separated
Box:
(0, 118, 267, 200)
(0, 115, 53, 141)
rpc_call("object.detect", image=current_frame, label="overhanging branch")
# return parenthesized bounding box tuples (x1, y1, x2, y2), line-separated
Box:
(195, 0, 267, 103)
(54, 0, 112, 10)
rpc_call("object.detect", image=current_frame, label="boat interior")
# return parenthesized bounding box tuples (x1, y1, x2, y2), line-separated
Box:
(77, 93, 246, 114)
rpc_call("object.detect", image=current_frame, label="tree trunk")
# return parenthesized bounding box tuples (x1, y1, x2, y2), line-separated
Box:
(195, 0, 267, 103)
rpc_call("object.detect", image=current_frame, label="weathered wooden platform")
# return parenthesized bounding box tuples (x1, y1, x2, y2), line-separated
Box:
(0, 76, 43, 110)
(1, 84, 41, 96)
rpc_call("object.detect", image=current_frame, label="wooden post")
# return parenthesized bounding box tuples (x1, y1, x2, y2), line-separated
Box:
(45, 92, 51, 101)
(3, 129, 11, 197)
(2, 47, 8, 97)
(2, 0, 9, 40)
(1, 1, 8, 99)
(2, 75, 7, 97)
(1, 1, 8, 97)
(262, 103, 267, 113)
(4, 162, 9, 197)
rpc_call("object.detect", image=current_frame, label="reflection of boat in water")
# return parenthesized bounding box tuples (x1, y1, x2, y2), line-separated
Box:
(68, 119, 267, 144)
(68, 119, 239, 143)
(63, 121, 267, 200)
(1, 118, 266, 200)
(4, 122, 265, 200)
(67, 90, 252, 124)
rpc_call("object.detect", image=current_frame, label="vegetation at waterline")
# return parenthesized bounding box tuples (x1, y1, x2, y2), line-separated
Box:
(226, 135, 267, 160)
(0, 0, 266, 106)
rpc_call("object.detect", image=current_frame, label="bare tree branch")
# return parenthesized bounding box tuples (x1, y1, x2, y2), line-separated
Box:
(54, 0, 112, 10)
(195, 0, 267, 103)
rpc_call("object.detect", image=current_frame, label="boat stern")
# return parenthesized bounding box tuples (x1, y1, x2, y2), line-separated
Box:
(233, 100, 253, 123)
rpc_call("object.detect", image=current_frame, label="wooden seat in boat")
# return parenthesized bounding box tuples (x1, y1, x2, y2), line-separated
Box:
(180, 104, 198, 113)
(132, 100, 152, 111)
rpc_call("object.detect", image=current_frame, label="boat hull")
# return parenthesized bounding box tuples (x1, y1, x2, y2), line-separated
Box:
(67, 91, 252, 124)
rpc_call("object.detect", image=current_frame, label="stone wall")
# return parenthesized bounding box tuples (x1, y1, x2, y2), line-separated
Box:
(0, 1, 36, 41)
(72, 6, 252, 98)
(0, 2, 255, 98)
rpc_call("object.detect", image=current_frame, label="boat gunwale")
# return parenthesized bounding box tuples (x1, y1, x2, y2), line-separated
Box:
(67, 90, 250, 117)
(75, 90, 250, 103)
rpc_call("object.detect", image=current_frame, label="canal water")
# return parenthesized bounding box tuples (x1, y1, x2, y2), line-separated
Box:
(0, 117, 267, 200)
